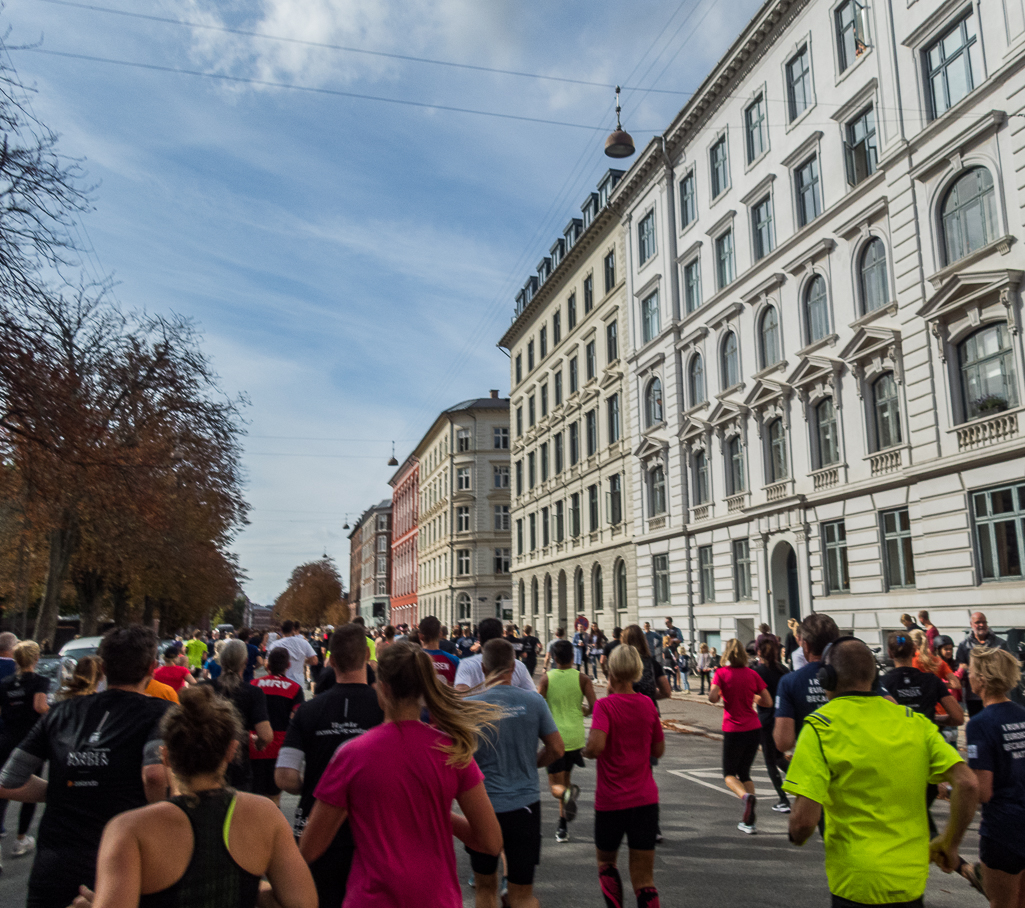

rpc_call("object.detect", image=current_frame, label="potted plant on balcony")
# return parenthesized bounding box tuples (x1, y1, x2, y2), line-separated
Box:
(972, 394, 1009, 416)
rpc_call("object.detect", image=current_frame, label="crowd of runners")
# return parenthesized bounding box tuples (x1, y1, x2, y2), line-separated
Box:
(0, 606, 1020, 908)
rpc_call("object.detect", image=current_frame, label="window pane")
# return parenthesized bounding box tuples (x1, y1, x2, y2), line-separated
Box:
(994, 520, 1022, 576)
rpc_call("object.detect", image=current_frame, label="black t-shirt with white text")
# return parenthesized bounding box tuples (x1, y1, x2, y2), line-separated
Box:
(881, 666, 950, 722)
(0, 671, 50, 745)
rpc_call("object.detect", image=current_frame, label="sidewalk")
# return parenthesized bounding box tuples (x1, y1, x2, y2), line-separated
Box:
(590, 676, 725, 738)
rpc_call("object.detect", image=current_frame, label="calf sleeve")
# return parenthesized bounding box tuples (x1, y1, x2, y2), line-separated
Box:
(636, 887, 660, 908)
(599, 865, 624, 908)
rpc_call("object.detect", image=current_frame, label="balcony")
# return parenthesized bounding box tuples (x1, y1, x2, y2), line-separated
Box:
(648, 515, 666, 531)
(691, 504, 710, 521)
(811, 466, 839, 490)
(725, 493, 746, 513)
(765, 480, 789, 502)
(869, 447, 902, 476)
(957, 411, 1020, 452)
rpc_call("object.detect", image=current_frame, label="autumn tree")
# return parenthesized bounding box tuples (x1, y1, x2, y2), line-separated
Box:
(274, 557, 346, 628)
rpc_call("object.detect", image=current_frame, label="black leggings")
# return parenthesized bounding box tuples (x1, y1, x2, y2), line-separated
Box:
(699, 670, 712, 694)
(759, 723, 790, 802)
(722, 729, 761, 782)
(0, 798, 36, 836)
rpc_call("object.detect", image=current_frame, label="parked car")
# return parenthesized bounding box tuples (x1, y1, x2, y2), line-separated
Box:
(35, 654, 63, 703)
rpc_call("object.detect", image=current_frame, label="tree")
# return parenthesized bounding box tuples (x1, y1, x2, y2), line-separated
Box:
(274, 557, 344, 628)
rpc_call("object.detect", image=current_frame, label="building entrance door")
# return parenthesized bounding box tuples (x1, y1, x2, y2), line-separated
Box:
(770, 541, 801, 637)
(557, 571, 568, 633)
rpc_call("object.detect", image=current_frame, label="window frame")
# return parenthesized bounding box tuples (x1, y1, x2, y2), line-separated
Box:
(721, 330, 740, 389)
(940, 166, 998, 266)
(745, 93, 768, 164)
(649, 465, 667, 515)
(456, 505, 470, 533)
(726, 435, 745, 494)
(786, 43, 813, 122)
(645, 377, 664, 427)
(844, 105, 878, 186)
(760, 305, 782, 368)
(588, 484, 600, 532)
(607, 393, 621, 444)
(958, 323, 1019, 422)
(972, 482, 1025, 581)
(653, 553, 670, 606)
(815, 397, 840, 467)
(585, 409, 598, 457)
(822, 519, 850, 594)
(607, 320, 619, 363)
(751, 195, 774, 261)
(710, 134, 731, 199)
(604, 250, 616, 294)
(924, 12, 982, 119)
(683, 257, 702, 314)
(805, 274, 830, 343)
(638, 209, 657, 265)
(694, 449, 710, 505)
(733, 538, 753, 600)
(494, 427, 509, 449)
(494, 504, 510, 531)
(642, 290, 661, 345)
(699, 545, 715, 602)
(794, 154, 822, 228)
(679, 170, 697, 229)
(881, 507, 916, 589)
(715, 229, 735, 290)
(859, 236, 890, 314)
(872, 372, 903, 451)
(767, 417, 788, 482)
(688, 353, 706, 406)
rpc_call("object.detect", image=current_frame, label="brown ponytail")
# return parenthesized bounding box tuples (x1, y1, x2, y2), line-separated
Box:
(377, 642, 500, 768)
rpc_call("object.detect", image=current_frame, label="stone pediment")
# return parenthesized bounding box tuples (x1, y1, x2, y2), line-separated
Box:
(917, 269, 1023, 325)
(679, 415, 711, 445)
(839, 325, 901, 366)
(707, 397, 749, 429)
(787, 353, 844, 390)
(743, 375, 790, 411)
(633, 434, 668, 461)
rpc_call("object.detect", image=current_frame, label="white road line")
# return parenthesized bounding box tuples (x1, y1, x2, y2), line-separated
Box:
(667, 768, 778, 799)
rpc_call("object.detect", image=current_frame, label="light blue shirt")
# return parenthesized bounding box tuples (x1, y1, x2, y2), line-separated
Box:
(468, 684, 558, 813)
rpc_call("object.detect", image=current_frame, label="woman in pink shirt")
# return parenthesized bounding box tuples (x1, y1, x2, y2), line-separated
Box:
(709, 638, 771, 835)
(583, 643, 665, 908)
(298, 642, 501, 908)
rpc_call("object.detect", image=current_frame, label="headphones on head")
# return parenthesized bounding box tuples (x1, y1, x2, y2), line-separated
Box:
(816, 635, 877, 692)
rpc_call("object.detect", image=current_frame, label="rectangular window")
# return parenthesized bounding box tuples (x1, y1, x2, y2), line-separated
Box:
(584, 274, 594, 313)
(540, 442, 549, 481)
(376, 579, 387, 595)
(554, 371, 563, 406)
(494, 465, 509, 488)
(607, 394, 621, 443)
(586, 409, 598, 457)
(745, 94, 767, 162)
(528, 395, 536, 428)
(604, 251, 616, 294)
(786, 45, 812, 121)
(607, 320, 619, 363)
(376, 555, 387, 574)
(926, 13, 981, 117)
(654, 554, 670, 606)
(570, 493, 581, 537)
(457, 549, 471, 575)
(710, 136, 729, 197)
(751, 196, 774, 261)
(845, 106, 877, 186)
(554, 500, 564, 542)
(733, 539, 752, 600)
(554, 433, 563, 473)
(881, 508, 915, 588)
(642, 290, 660, 344)
(684, 259, 702, 314)
(588, 484, 599, 532)
(541, 506, 550, 546)
(456, 506, 470, 532)
(515, 354, 522, 385)
(515, 460, 523, 496)
(836, 0, 868, 73)
(795, 156, 821, 228)
(494, 427, 509, 449)
(694, 451, 710, 504)
(516, 406, 523, 437)
(567, 293, 577, 329)
(457, 467, 471, 490)
(527, 340, 535, 371)
(528, 452, 536, 488)
(494, 548, 510, 573)
(569, 423, 580, 464)
(540, 384, 548, 418)
(553, 310, 561, 345)
(973, 484, 1025, 580)
(494, 504, 510, 531)
(539, 325, 548, 359)
(569, 357, 579, 393)
(638, 210, 656, 264)
(608, 474, 622, 525)
(822, 520, 850, 593)
(457, 428, 470, 452)
(586, 340, 597, 380)
(529, 513, 536, 551)
(680, 171, 697, 228)
(715, 230, 735, 289)
(699, 545, 715, 602)
(516, 518, 523, 555)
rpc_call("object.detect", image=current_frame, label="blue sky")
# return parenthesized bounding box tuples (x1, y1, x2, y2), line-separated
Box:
(3, 0, 764, 603)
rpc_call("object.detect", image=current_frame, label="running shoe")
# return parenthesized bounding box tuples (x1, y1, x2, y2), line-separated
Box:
(771, 801, 791, 814)
(555, 826, 569, 843)
(742, 793, 757, 827)
(561, 784, 580, 822)
(957, 858, 986, 898)
(11, 835, 34, 857)
(737, 821, 757, 835)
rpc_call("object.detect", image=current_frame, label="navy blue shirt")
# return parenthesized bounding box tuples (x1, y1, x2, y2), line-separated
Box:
(967, 700, 1025, 846)
(774, 661, 827, 735)
(243, 643, 261, 683)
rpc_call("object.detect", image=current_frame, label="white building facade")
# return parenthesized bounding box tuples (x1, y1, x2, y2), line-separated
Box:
(616, 0, 1025, 651)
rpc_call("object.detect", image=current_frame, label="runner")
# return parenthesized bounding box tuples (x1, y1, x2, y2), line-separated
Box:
(600, 627, 622, 681)
(455, 626, 476, 660)
(622, 626, 672, 709)
(455, 618, 536, 692)
(375, 625, 396, 661)
(966, 646, 1025, 908)
(421, 616, 460, 685)
(583, 644, 664, 908)
(268, 621, 318, 688)
(751, 636, 792, 814)
(538, 638, 596, 843)
(709, 638, 772, 834)
(520, 626, 540, 677)
(0, 626, 171, 908)
(696, 643, 713, 694)
(250, 647, 304, 806)
(543, 628, 567, 672)
(183, 631, 208, 674)
(276, 625, 384, 908)
(238, 628, 265, 683)
(0, 641, 50, 861)
(919, 610, 940, 651)
(82, 684, 316, 908)
(773, 613, 840, 753)
(153, 645, 195, 692)
(912, 629, 962, 737)
(145, 675, 179, 704)
(467, 639, 564, 908)
(299, 642, 503, 907)
(58, 656, 105, 700)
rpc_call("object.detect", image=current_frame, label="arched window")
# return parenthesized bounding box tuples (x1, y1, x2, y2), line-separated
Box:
(518, 580, 525, 615)
(575, 568, 584, 613)
(760, 307, 781, 367)
(592, 565, 604, 613)
(727, 436, 745, 494)
(721, 331, 740, 388)
(805, 276, 829, 343)
(873, 373, 902, 450)
(942, 167, 997, 265)
(616, 560, 627, 612)
(768, 418, 787, 481)
(815, 398, 839, 466)
(649, 465, 666, 515)
(545, 575, 553, 614)
(531, 578, 538, 614)
(959, 324, 1018, 421)
(693, 449, 709, 504)
(457, 592, 472, 621)
(860, 238, 889, 313)
(645, 378, 663, 427)
(688, 354, 705, 407)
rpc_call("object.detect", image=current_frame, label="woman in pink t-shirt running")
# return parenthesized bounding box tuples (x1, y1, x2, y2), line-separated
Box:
(583, 644, 665, 908)
(709, 638, 771, 835)
(299, 642, 502, 908)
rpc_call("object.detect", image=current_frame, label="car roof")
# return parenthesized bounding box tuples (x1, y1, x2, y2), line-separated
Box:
(59, 636, 104, 655)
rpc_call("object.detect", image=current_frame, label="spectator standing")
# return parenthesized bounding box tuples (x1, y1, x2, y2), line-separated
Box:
(957, 612, 1011, 717)
(0, 632, 17, 682)
(600, 627, 622, 680)
(918, 611, 940, 651)
(643, 623, 662, 663)
(696, 643, 713, 695)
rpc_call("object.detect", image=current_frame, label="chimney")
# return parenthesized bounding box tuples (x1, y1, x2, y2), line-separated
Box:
(490, 389, 499, 399)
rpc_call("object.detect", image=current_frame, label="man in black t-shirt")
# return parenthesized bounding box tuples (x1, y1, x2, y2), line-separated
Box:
(600, 627, 622, 679)
(276, 624, 384, 908)
(520, 626, 540, 676)
(0, 627, 169, 908)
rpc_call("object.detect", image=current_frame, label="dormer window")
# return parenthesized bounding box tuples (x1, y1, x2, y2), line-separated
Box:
(537, 257, 551, 284)
(564, 218, 582, 250)
(550, 238, 565, 270)
(582, 193, 599, 229)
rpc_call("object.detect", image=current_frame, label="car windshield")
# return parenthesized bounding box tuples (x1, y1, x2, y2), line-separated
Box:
(61, 646, 96, 662)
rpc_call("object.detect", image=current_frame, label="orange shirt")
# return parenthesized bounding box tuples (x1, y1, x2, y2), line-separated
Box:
(146, 677, 180, 703)
(913, 653, 954, 715)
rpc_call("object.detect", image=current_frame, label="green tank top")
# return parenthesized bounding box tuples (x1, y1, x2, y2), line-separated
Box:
(546, 669, 586, 751)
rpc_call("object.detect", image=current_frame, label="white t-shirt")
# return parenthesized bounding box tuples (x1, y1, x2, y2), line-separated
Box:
(454, 654, 536, 692)
(268, 635, 316, 687)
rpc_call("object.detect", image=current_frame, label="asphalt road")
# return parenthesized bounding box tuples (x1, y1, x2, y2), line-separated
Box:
(0, 723, 986, 908)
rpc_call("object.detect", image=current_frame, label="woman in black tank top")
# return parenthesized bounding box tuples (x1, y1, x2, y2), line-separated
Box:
(79, 686, 315, 908)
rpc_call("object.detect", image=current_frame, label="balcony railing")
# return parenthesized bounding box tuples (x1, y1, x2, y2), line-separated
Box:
(691, 504, 710, 521)
(811, 466, 839, 490)
(957, 411, 1019, 452)
(648, 515, 666, 531)
(765, 480, 789, 502)
(726, 493, 746, 513)
(869, 448, 902, 475)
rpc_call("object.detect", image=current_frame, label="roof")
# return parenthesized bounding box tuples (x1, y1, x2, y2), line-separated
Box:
(444, 397, 509, 413)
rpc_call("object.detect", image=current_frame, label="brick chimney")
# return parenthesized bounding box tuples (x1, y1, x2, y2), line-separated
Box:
(490, 389, 499, 399)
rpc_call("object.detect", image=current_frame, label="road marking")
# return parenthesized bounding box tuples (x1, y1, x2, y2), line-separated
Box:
(667, 768, 780, 799)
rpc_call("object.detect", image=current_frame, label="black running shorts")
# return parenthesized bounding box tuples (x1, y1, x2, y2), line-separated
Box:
(466, 801, 542, 885)
(721, 728, 761, 782)
(593, 802, 659, 853)
(547, 747, 586, 775)
(250, 759, 281, 797)
(980, 835, 1025, 876)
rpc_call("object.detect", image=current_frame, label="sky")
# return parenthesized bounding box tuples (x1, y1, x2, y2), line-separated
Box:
(2, 0, 765, 604)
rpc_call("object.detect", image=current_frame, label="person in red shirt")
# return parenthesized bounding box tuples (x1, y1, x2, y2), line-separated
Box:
(583, 643, 664, 908)
(250, 647, 304, 806)
(709, 638, 772, 835)
(419, 616, 459, 686)
(153, 645, 195, 692)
